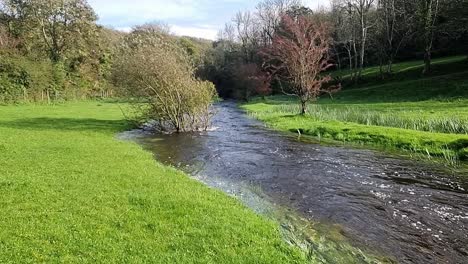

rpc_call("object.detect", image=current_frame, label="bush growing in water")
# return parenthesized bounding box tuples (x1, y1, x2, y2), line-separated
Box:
(112, 24, 217, 133)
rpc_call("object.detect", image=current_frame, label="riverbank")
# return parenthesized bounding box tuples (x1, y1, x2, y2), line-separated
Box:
(241, 59, 468, 165)
(242, 98, 468, 165)
(0, 101, 305, 263)
(130, 101, 468, 263)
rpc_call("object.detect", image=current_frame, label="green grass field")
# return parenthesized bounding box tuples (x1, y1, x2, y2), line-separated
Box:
(242, 57, 468, 165)
(0, 101, 306, 263)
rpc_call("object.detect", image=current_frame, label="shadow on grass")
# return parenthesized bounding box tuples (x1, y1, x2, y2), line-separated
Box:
(245, 96, 299, 106)
(0, 118, 131, 133)
(338, 56, 468, 88)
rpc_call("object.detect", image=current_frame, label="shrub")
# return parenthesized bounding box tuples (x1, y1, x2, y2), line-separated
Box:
(0, 58, 29, 102)
(0, 55, 60, 102)
(112, 24, 217, 133)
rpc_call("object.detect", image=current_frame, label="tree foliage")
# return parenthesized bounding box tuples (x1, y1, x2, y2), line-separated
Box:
(0, 0, 119, 102)
(1, 0, 466, 117)
(112, 25, 216, 133)
(204, 0, 468, 102)
(263, 15, 339, 114)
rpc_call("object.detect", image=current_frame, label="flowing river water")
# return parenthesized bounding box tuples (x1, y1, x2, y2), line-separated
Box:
(121, 102, 468, 263)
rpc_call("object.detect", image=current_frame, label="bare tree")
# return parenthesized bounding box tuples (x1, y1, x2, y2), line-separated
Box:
(332, 0, 376, 80)
(418, 0, 440, 75)
(376, 0, 415, 75)
(218, 23, 236, 43)
(263, 15, 340, 115)
(330, 0, 359, 72)
(350, 0, 376, 79)
(256, 0, 300, 45)
(233, 11, 260, 62)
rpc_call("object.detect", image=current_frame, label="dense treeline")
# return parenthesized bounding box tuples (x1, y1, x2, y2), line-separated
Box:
(0, 0, 122, 102)
(1, 0, 466, 106)
(0, 0, 216, 131)
(201, 0, 468, 100)
(0, 0, 213, 104)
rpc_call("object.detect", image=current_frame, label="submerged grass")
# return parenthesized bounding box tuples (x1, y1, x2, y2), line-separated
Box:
(0, 101, 307, 263)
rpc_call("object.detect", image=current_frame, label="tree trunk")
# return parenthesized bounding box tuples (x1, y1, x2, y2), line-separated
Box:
(379, 58, 384, 79)
(387, 58, 393, 74)
(334, 46, 342, 70)
(352, 41, 359, 82)
(423, 48, 431, 75)
(422, 0, 437, 75)
(300, 100, 307, 115)
(358, 27, 367, 80)
(348, 47, 353, 71)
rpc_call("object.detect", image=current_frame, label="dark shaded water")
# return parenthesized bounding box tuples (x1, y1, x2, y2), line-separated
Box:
(124, 102, 468, 263)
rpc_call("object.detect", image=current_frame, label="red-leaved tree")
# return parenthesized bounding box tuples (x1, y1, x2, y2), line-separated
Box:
(263, 14, 340, 114)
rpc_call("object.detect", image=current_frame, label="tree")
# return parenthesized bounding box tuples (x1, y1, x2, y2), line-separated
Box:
(233, 11, 260, 62)
(331, 0, 376, 81)
(253, 71, 272, 99)
(263, 14, 340, 115)
(349, 0, 376, 79)
(417, 0, 441, 75)
(256, 0, 300, 45)
(1, 0, 98, 62)
(0, 0, 29, 38)
(31, 0, 98, 63)
(330, 0, 359, 72)
(0, 23, 19, 49)
(376, 0, 415, 75)
(112, 24, 217, 133)
(233, 63, 271, 100)
(440, 0, 468, 60)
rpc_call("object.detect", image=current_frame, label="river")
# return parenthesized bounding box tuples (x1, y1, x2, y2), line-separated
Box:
(122, 102, 468, 263)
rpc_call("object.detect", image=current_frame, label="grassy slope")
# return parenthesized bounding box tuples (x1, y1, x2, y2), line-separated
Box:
(0, 102, 305, 263)
(242, 57, 468, 162)
(332, 56, 467, 86)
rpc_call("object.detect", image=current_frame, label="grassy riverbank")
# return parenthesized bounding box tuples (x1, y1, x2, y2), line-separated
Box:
(0, 101, 305, 263)
(242, 57, 468, 164)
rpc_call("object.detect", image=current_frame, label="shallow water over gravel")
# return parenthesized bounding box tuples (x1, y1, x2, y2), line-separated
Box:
(126, 102, 468, 264)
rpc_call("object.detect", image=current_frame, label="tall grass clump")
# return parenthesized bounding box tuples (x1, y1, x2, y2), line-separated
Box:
(266, 104, 468, 134)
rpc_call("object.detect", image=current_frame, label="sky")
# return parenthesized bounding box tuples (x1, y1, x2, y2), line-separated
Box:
(88, 0, 329, 40)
